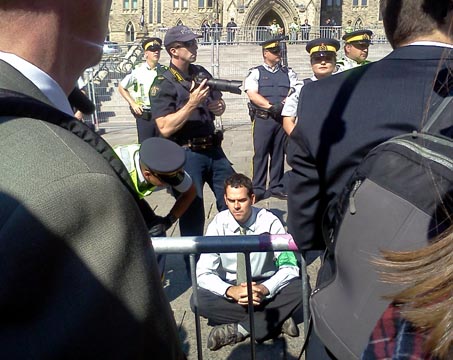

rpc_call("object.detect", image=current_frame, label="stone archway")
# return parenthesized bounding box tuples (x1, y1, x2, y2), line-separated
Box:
(243, 0, 299, 34)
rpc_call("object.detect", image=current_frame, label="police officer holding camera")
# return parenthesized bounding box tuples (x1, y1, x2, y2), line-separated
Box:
(118, 37, 166, 142)
(149, 25, 235, 271)
(245, 38, 298, 202)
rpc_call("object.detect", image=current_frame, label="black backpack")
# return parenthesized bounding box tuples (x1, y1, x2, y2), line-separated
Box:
(309, 97, 453, 359)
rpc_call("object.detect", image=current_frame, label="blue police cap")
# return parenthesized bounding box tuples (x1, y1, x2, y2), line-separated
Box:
(164, 25, 202, 48)
(139, 138, 186, 173)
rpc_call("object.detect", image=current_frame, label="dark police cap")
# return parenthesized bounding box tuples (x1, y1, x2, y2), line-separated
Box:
(142, 37, 163, 51)
(306, 38, 340, 56)
(139, 138, 186, 173)
(342, 29, 373, 44)
(259, 38, 280, 51)
(164, 25, 202, 47)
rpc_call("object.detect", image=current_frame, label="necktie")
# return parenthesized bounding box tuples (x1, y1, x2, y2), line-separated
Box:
(236, 226, 247, 285)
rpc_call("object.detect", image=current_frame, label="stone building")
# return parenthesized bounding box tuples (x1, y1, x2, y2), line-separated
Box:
(108, 0, 383, 43)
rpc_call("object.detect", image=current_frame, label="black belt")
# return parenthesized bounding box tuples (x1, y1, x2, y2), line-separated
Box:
(177, 134, 221, 151)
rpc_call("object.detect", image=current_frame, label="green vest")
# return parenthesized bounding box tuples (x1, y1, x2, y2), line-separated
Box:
(114, 144, 156, 199)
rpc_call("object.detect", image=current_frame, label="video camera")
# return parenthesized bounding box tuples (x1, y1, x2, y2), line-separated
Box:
(193, 72, 242, 95)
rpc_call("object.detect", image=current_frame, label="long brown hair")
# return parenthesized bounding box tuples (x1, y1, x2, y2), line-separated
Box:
(376, 226, 453, 358)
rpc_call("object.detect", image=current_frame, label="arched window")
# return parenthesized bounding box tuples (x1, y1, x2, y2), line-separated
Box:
(126, 22, 135, 42)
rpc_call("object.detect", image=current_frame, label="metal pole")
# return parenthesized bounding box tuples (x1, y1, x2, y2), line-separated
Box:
(244, 252, 256, 360)
(190, 254, 204, 360)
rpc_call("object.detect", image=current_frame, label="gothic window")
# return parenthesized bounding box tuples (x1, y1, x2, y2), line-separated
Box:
(132, 0, 138, 9)
(157, 0, 162, 23)
(123, 0, 130, 9)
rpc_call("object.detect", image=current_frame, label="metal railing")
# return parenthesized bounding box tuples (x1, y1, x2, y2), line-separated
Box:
(152, 233, 310, 360)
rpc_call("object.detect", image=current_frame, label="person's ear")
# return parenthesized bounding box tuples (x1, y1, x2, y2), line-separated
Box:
(224, 194, 228, 205)
(251, 194, 256, 205)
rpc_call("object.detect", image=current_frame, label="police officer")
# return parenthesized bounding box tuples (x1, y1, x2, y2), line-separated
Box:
(118, 37, 166, 142)
(115, 137, 196, 276)
(244, 38, 298, 201)
(149, 25, 235, 269)
(336, 29, 373, 72)
(282, 38, 340, 135)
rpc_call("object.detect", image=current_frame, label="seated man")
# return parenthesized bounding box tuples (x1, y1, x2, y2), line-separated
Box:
(115, 137, 196, 273)
(191, 173, 302, 351)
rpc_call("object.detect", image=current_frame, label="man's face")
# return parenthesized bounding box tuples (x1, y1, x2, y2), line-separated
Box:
(224, 185, 255, 224)
(264, 48, 281, 66)
(311, 53, 336, 79)
(345, 42, 369, 63)
(145, 49, 161, 65)
(172, 39, 198, 63)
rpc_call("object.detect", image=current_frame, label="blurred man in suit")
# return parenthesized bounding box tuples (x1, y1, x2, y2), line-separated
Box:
(0, 1, 185, 358)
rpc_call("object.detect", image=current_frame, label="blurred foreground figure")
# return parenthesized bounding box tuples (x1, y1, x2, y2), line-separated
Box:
(0, 1, 185, 358)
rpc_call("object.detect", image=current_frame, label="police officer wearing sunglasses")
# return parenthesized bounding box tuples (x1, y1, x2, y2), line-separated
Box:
(149, 26, 235, 273)
(244, 38, 298, 202)
(281, 37, 340, 135)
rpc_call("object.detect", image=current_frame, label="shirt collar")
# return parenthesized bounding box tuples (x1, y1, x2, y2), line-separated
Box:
(0, 51, 74, 116)
(407, 41, 453, 48)
(228, 207, 259, 234)
(262, 62, 281, 73)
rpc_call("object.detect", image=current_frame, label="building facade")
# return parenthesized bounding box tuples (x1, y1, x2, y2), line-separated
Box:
(108, 0, 383, 43)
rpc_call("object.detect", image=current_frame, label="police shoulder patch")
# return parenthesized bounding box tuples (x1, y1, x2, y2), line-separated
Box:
(150, 85, 160, 97)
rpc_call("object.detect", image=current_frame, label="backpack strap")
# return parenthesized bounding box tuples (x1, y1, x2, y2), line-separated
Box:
(422, 96, 453, 134)
(0, 88, 157, 226)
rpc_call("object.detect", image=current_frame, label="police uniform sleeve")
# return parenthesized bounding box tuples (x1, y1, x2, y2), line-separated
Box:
(149, 77, 178, 120)
(243, 67, 259, 92)
(120, 68, 137, 89)
(286, 86, 323, 252)
(172, 171, 192, 193)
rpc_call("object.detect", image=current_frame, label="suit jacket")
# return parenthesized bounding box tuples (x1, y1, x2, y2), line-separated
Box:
(0, 61, 185, 359)
(287, 45, 453, 251)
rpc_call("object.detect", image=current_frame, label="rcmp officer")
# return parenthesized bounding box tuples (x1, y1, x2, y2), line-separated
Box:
(149, 25, 235, 271)
(114, 137, 197, 275)
(118, 37, 167, 142)
(282, 38, 340, 135)
(336, 29, 373, 72)
(244, 38, 298, 201)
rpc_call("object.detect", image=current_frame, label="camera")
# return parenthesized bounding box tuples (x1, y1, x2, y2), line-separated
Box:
(193, 72, 242, 95)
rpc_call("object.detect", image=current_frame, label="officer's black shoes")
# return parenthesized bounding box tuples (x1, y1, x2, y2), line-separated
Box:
(281, 317, 299, 337)
(270, 190, 288, 200)
(207, 323, 247, 351)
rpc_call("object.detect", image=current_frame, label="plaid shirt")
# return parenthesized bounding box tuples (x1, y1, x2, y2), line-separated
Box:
(361, 303, 436, 360)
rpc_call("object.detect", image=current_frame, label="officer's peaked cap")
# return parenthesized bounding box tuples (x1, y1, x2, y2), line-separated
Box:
(139, 138, 186, 173)
(342, 29, 373, 44)
(306, 38, 340, 56)
(142, 38, 162, 51)
(142, 37, 163, 51)
(259, 38, 280, 50)
(164, 25, 202, 47)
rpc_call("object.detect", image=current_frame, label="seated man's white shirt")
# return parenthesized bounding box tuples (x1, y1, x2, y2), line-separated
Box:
(196, 207, 299, 298)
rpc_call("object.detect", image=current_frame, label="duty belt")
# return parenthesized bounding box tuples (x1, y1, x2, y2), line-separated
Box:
(177, 132, 223, 151)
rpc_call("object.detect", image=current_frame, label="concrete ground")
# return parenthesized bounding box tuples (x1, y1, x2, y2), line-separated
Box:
(101, 121, 320, 359)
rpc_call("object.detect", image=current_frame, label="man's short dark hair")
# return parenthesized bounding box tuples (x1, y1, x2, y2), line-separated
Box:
(381, 0, 453, 48)
(224, 173, 253, 197)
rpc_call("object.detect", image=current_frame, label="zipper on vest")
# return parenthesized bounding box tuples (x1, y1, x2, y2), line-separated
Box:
(349, 180, 362, 215)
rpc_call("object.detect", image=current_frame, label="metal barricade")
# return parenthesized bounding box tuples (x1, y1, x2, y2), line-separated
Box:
(152, 233, 310, 360)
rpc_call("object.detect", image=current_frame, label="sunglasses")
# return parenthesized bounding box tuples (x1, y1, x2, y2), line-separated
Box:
(267, 47, 281, 54)
(175, 40, 197, 48)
